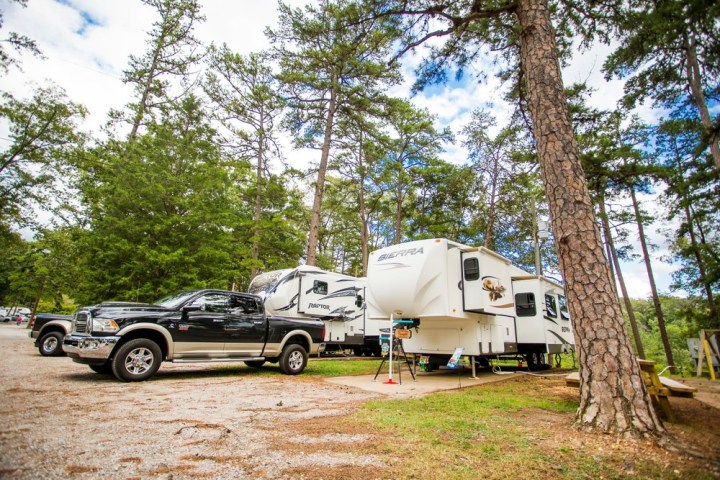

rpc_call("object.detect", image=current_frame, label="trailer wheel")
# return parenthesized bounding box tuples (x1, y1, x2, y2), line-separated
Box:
(111, 338, 162, 382)
(39, 331, 64, 356)
(526, 351, 551, 371)
(244, 360, 266, 368)
(279, 343, 307, 375)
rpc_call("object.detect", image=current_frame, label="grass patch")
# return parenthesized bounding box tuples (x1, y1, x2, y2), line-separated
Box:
(208, 358, 382, 378)
(304, 358, 383, 377)
(347, 376, 713, 480)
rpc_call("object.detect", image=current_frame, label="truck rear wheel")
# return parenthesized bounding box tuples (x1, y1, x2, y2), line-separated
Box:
(279, 343, 307, 375)
(39, 331, 64, 357)
(111, 338, 162, 382)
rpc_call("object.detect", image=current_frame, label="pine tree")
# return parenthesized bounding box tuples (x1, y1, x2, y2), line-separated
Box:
(267, 0, 400, 265)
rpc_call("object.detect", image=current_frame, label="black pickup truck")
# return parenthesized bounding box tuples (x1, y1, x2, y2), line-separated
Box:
(29, 312, 74, 356)
(62, 289, 324, 382)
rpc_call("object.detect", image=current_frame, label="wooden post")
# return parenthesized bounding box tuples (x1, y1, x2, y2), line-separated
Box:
(696, 329, 720, 380)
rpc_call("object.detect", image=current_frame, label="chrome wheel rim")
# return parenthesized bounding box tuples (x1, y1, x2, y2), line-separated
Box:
(42, 337, 58, 353)
(288, 350, 304, 371)
(125, 347, 154, 375)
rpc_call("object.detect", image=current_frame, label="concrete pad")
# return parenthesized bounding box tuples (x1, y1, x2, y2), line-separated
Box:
(324, 366, 517, 398)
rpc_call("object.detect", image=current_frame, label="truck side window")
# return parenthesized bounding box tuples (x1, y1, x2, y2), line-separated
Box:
(192, 293, 229, 313)
(515, 293, 536, 317)
(313, 281, 328, 295)
(545, 294, 557, 318)
(229, 296, 259, 314)
(463, 258, 480, 281)
(558, 295, 570, 320)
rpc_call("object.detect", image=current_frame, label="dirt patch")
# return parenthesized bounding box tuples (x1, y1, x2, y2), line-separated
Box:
(2, 324, 719, 479)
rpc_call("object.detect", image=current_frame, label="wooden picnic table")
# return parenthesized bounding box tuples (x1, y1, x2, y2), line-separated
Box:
(565, 359, 697, 422)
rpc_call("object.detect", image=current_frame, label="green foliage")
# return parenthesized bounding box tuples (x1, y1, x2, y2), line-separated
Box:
(77, 96, 243, 302)
(0, 0, 44, 74)
(603, 0, 720, 111)
(625, 295, 713, 374)
(0, 86, 87, 229)
(122, 0, 205, 138)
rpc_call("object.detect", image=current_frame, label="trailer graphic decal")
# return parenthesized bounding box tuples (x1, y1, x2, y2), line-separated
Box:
(377, 247, 424, 262)
(481, 276, 506, 301)
(277, 294, 299, 312)
(320, 287, 359, 299)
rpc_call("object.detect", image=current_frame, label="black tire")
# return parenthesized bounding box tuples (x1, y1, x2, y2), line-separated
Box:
(89, 362, 113, 374)
(279, 343, 308, 375)
(38, 331, 64, 357)
(244, 360, 266, 368)
(111, 338, 162, 382)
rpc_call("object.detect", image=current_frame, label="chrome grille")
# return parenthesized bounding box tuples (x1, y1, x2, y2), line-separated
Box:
(73, 311, 91, 334)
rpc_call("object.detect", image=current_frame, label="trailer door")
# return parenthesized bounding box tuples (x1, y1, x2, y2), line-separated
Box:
(461, 252, 485, 312)
(462, 250, 514, 315)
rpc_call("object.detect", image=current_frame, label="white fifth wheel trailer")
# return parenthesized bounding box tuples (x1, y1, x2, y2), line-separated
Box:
(366, 238, 574, 370)
(248, 266, 382, 355)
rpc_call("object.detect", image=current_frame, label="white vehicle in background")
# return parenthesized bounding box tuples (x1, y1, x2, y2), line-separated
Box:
(249, 266, 382, 356)
(366, 238, 574, 371)
(3, 306, 32, 322)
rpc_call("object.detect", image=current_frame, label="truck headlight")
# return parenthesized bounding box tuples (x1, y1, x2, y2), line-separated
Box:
(91, 319, 119, 333)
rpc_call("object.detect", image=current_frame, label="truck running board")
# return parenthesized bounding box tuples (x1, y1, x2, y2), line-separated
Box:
(171, 357, 265, 363)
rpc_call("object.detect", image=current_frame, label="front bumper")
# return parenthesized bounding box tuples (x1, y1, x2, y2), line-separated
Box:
(63, 334, 120, 362)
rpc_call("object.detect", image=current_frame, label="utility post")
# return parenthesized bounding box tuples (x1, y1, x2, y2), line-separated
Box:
(531, 200, 550, 277)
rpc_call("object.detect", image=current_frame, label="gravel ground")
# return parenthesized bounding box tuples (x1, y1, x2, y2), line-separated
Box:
(0, 324, 384, 479)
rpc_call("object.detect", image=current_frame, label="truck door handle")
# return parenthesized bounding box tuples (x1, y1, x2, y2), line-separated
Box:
(253, 321, 263, 325)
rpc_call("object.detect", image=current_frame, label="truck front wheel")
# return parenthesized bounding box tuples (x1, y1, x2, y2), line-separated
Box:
(279, 343, 308, 375)
(111, 338, 162, 382)
(39, 331, 64, 356)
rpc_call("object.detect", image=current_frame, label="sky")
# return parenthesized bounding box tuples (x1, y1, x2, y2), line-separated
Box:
(0, 0, 680, 299)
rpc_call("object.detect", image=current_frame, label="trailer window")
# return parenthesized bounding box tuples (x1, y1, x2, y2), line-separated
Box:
(463, 258, 480, 281)
(313, 280, 328, 295)
(545, 294, 557, 318)
(558, 295, 570, 320)
(515, 293, 536, 317)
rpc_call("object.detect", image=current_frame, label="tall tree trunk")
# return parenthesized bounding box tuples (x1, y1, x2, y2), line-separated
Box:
(251, 122, 265, 280)
(358, 141, 370, 277)
(630, 187, 675, 371)
(129, 44, 163, 142)
(306, 85, 337, 266)
(684, 35, 720, 169)
(394, 172, 404, 245)
(516, 0, 663, 436)
(599, 196, 645, 358)
(484, 157, 499, 250)
(684, 205, 719, 326)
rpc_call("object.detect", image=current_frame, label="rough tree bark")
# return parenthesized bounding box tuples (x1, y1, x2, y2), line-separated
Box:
(516, 0, 663, 435)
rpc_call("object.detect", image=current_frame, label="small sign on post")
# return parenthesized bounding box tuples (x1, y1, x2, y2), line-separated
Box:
(395, 329, 412, 339)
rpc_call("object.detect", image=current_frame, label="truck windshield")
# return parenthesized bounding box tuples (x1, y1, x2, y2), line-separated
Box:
(248, 270, 289, 299)
(154, 291, 199, 309)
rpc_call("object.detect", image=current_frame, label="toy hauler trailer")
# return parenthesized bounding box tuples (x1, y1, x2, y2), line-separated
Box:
(366, 238, 575, 370)
(248, 266, 382, 356)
